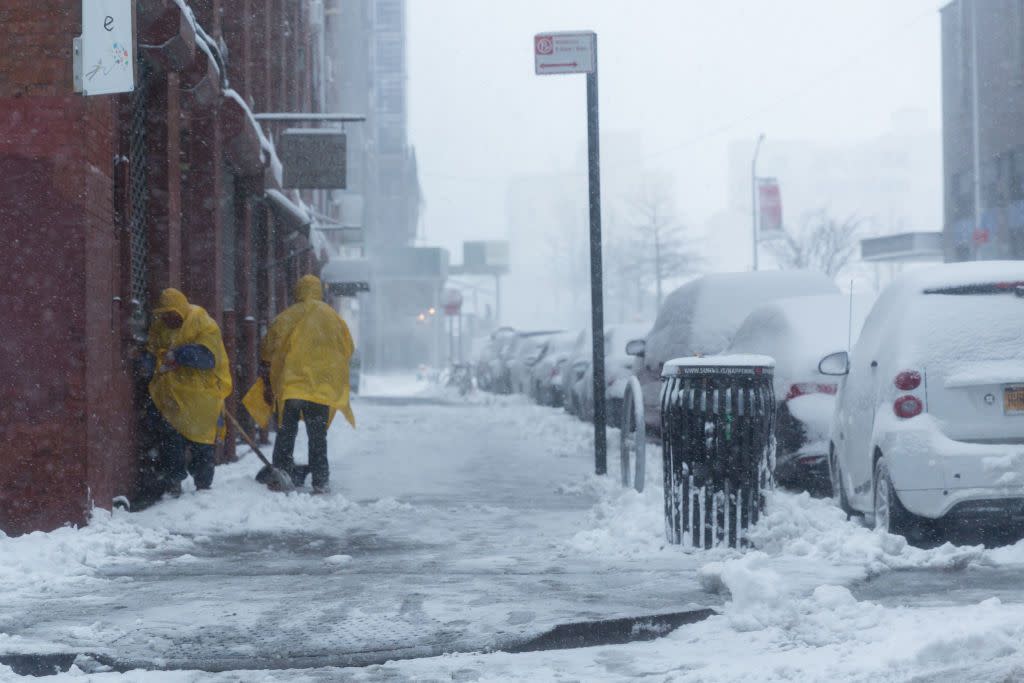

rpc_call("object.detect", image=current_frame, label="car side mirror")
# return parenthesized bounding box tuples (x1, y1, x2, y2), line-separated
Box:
(625, 339, 646, 357)
(818, 351, 850, 376)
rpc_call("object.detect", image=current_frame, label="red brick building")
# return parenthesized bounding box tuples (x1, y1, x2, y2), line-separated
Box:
(0, 1, 334, 534)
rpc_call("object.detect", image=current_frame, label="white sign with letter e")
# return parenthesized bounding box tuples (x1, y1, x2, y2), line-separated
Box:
(76, 0, 134, 96)
(534, 32, 595, 75)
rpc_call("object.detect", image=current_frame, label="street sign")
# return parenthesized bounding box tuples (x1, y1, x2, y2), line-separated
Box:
(279, 129, 347, 189)
(462, 240, 510, 274)
(76, 0, 135, 96)
(534, 32, 596, 75)
(442, 288, 463, 316)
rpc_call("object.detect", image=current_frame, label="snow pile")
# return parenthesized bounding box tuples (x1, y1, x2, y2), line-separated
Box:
(564, 475, 667, 558)
(746, 491, 987, 577)
(0, 509, 192, 596)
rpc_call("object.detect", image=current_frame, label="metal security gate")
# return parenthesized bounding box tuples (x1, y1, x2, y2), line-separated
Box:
(660, 358, 776, 549)
(127, 59, 151, 337)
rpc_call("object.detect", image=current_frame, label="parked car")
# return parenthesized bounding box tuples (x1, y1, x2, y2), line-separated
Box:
(507, 331, 563, 395)
(726, 295, 870, 491)
(823, 262, 1024, 541)
(475, 327, 515, 392)
(625, 271, 839, 433)
(578, 322, 652, 425)
(530, 331, 585, 406)
(561, 332, 591, 416)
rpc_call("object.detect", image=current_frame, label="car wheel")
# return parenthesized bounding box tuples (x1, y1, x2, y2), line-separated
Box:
(829, 445, 856, 518)
(873, 456, 917, 538)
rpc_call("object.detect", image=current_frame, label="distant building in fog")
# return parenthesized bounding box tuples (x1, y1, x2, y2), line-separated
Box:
(331, 0, 426, 369)
(725, 112, 941, 239)
(941, 0, 1024, 261)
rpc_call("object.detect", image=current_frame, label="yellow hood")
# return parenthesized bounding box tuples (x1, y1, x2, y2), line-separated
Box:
(295, 275, 323, 303)
(153, 288, 191, 319)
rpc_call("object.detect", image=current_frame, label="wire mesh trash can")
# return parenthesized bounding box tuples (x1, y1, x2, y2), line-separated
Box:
(660, 356, 776, 549)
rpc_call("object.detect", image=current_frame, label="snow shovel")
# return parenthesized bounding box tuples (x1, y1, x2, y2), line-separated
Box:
(223, 409, 295, 492)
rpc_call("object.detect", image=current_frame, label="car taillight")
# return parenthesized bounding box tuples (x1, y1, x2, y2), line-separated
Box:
(785, 383, 839, 401)
(894, 370, 922, 391)
(893, 395, 923, 418)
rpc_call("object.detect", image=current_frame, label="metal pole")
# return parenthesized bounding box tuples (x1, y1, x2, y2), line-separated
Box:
(970, 0, 983, 257)
(750, 133, 765, 271)
(587, 41, 607, 476)
(495, 274, 502, 324)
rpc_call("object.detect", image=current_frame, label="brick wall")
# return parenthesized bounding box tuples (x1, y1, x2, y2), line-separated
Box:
(0, 2, 133, 533)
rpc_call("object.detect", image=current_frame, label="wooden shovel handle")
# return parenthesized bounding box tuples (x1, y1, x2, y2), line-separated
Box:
(224, 409, 273, 468)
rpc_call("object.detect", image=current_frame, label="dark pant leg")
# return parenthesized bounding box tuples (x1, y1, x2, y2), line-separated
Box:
(272, 399, 302, 473)
(188, 442, 216, 489)
(156, 415, 187, 484)
(302, 401, 331, 488)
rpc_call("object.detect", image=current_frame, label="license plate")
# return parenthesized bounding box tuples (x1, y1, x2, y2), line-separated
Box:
(1005, 386, 1024, 414)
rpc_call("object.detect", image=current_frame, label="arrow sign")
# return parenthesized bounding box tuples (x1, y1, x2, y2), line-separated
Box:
(534, 32, 595, 75)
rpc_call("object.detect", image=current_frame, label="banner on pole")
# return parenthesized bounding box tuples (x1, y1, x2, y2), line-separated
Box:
(757, 178, 784, 241)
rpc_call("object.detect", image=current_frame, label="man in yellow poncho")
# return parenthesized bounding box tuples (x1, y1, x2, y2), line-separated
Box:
(260, 274, 355, 494)
(144, 288, 232, 496)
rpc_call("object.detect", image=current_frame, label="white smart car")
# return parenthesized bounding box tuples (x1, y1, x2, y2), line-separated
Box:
(821, 262, 1024, 540)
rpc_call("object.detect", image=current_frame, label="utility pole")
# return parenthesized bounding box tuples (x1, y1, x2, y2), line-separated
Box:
(751, 133, 766, 271)
(970, 0, 983, 258)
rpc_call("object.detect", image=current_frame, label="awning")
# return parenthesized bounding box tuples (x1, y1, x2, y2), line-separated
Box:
(265, 189, 311, 238)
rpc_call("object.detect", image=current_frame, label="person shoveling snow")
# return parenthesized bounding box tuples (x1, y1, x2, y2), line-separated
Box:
(245, 274, 356, 494)
(142, 288, 232, 497)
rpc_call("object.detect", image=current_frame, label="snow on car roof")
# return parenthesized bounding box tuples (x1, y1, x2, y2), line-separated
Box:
(726, 294, 872, 391)
(649, 270, 838, 360)
(894, 260, 1024, 293)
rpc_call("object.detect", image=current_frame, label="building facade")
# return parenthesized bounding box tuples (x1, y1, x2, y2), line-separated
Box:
(942, 0, 1024, 261)
(0, 0, 340, 534)
(330, 0, 424, 371)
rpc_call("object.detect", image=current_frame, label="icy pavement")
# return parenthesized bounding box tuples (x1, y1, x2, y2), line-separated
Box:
(4, 376, 1024, 681)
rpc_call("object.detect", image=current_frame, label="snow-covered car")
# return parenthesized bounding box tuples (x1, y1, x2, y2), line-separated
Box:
(529, 331, 584, 406)
(578, 322, 652, 425)
(507, 331, 562, 395)
(726, 295, 870, 491)
(560, 331, 591, 415)
(625, 271, 839, 433)
(475, 327, 516, 392)
(823, 262, 1024, 540)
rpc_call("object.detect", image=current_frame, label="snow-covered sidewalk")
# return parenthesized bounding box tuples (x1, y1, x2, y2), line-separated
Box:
(4, 376, 1024, 681)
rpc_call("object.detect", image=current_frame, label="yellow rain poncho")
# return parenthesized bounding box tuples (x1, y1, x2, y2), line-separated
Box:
(259, 275, 356, 428)
(147, 288, 232, 445)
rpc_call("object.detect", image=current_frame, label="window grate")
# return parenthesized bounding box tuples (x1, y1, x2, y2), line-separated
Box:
(128, 60, 150, 332)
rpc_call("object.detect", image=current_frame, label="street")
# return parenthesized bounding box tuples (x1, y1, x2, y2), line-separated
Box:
(1, 378, 1023, 681)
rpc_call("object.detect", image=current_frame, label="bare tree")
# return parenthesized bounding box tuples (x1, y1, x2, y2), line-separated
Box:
(769, 210, 863, 278)
(625, 179, 700, 308)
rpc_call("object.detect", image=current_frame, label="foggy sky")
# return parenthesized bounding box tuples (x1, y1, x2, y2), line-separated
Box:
(406, 0, 947, 327)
